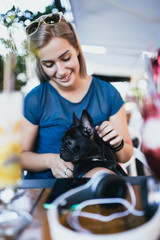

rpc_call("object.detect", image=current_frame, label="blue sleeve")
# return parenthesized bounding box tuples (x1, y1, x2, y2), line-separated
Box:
(24, 89, 40, 125)
(109, 84, 124, 116)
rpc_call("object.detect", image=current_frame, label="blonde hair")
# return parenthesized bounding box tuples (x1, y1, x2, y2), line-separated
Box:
(28, 18, 87, 82)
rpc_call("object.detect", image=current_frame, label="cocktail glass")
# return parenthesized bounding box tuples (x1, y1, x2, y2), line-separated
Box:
(142, 95, 160, 180)
(0, 91, 32, 237)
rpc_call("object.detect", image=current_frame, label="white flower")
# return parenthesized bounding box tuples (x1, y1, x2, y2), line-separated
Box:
(0, 22, 27, 57)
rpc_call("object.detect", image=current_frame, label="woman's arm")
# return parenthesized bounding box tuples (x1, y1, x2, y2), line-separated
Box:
(20, 116, 73, 178)
(96, 105, 133, 163)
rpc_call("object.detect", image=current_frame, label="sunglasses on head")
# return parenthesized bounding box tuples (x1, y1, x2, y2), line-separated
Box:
(25, 12, 64, 36)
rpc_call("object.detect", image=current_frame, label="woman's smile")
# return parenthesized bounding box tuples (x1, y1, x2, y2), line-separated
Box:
(57, 72, 72, 83)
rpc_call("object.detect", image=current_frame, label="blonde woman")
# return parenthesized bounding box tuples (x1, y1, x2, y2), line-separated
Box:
(21, 12, 133, 179)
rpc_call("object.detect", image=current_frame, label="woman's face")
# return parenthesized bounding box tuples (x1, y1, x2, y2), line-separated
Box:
(38, 37, 80, 88)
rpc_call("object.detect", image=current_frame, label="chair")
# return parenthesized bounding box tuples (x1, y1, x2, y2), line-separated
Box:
(120, 127, 152, 176)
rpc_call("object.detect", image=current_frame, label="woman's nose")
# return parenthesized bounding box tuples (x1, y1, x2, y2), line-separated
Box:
(56, 62, 66, 75)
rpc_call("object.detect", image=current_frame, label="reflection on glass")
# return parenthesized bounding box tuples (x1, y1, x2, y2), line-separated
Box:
(0, 91, 32, 237)
(0, 92, 22, 188)
(142, 96, 160, 180)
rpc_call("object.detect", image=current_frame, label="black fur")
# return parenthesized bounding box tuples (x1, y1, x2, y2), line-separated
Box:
(60, 110, 127, 178)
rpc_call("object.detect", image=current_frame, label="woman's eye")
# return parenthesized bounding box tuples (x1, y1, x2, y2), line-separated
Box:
(45, 63, 54, 68)
(63, 56, 71, 62)
(41, 61, 54, 68)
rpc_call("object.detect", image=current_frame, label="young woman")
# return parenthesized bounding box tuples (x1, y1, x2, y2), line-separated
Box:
(21, 12, 133, 179)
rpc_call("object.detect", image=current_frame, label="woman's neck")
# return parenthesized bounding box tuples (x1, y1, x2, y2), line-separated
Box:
(49, 75, 92, 103)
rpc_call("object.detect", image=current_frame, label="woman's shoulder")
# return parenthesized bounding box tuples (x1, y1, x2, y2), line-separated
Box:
(92, 75, 124, 110)
(92, 75, 117, 92)
(25, 82, 48, 99)
(93, 75, 111, 85)
(24, 82, 49, 124)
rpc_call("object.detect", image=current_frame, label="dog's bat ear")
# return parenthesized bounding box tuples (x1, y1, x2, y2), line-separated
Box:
(80, 110, 94, 136)
(73, 112, 80, 126)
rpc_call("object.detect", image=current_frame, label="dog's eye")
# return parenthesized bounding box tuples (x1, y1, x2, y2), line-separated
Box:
(83, 127, 91, 136)
(83, 128, 89, 133)
(67, 139, 75, 146)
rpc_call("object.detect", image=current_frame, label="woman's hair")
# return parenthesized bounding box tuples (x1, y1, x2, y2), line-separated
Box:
(27, 18, 87, 82)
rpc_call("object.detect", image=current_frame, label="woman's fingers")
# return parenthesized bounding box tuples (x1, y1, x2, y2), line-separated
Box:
(96, 121, 122, 146)
(51, 158, 74, 178)
(63, 167, 73, 178)
(96, 121, 115, 139)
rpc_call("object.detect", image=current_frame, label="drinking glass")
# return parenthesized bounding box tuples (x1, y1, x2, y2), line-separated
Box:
(0, 91, 32, 237)
(142, 95, 160, 180)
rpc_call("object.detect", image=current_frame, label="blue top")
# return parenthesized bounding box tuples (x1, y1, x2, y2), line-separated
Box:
(24, 76, 124, 179)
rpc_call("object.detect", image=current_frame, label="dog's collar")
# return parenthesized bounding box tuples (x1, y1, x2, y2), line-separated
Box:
(91, 158, 107, 162)
(78, 157, 107, 162)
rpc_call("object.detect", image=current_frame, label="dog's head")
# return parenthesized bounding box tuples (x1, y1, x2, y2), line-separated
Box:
(60, 110, 96, 162)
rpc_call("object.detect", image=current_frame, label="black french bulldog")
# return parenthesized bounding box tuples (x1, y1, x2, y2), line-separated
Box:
(60, 110, 128, 178)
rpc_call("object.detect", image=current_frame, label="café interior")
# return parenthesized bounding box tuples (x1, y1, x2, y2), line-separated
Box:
(0, 0, 160, 239)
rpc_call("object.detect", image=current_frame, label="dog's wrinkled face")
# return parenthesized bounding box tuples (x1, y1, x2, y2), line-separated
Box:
(60, 110, 95, 162)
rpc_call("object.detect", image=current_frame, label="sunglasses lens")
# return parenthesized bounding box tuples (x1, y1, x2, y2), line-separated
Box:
(44, 14, 60, 24)
(26, 22, 39, 35)
(26, 13, 63, 35)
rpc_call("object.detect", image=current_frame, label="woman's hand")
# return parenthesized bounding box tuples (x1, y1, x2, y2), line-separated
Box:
(95, 121, 122, 148)
(95, 106, 133, 163)
(49, 154, 74, 178)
